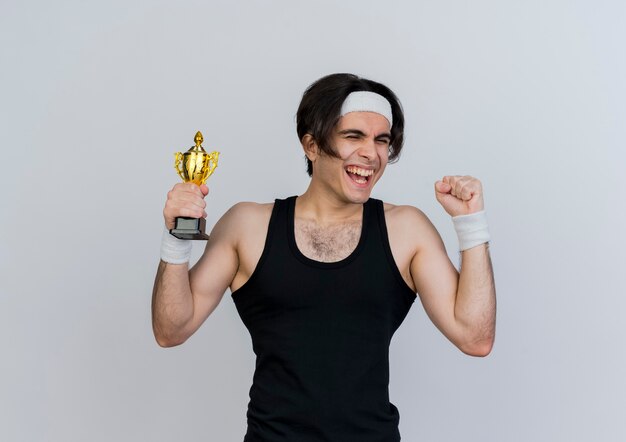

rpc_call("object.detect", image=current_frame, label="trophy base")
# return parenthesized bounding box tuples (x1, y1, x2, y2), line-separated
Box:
(170, 217, 210, 240)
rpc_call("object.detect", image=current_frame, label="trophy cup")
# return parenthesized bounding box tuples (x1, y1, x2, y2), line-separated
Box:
(170, 131, 220, 240)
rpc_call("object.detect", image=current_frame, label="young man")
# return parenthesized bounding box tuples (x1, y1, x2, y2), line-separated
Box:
(152, 73, 496, 441)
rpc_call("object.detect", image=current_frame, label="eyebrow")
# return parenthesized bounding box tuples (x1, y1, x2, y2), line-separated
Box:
(338, 129, 392, 140)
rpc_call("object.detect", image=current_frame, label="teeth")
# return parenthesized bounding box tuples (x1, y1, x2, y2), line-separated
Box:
(346, 166, 374, 177)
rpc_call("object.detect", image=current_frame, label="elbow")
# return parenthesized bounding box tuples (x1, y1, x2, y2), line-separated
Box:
(459, 336, 495, 357)
(153, 328, 188, 348)
(155, 336, 183, 348)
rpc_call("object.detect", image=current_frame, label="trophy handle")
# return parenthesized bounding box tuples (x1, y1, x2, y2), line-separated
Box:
(206, 160, 217, 178)
(205, 151, 220, 179)
(174, 152, 185, 181)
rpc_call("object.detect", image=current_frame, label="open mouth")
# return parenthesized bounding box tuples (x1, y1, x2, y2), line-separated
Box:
(345, 165, 374, 185)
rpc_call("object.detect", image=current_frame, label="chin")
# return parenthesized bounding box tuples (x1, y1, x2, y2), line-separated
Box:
(343, 188, 374, 205)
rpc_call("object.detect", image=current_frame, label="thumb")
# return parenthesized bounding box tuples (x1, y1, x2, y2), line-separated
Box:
(200, 184, 209, 196)
(434, 180, 451, 194)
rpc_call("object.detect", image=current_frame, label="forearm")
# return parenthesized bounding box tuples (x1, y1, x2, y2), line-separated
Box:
(151, 260, 195, 347)
(454, 243, 496, 354)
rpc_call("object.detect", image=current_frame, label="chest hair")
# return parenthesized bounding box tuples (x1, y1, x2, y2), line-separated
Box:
(294, 218, 362, 262)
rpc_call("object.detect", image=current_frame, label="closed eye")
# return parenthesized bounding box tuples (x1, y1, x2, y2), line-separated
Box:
(339, 129, 366, 139)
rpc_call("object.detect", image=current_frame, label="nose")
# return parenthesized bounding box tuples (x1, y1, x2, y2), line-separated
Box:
(357, 138, 377, 160)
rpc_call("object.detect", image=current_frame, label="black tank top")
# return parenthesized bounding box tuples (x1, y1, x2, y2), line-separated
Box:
(231, 196, 416, 442)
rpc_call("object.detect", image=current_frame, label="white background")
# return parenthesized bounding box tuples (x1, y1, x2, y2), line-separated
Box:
(1, 1, 624, 441)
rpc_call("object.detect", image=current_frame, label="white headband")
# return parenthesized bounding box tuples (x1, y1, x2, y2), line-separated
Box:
(340, 91, 393, 128)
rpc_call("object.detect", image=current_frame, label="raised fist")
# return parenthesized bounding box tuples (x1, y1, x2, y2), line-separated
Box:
(434, 175, 484, 217)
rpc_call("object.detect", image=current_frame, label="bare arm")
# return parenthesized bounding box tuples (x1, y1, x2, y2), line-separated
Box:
(151, 260, 194, 347)
(455, 243, 496, 354)
(407, 175, 496, 356)
(409, 214, 496, 356)
(151, 183, 240, 347)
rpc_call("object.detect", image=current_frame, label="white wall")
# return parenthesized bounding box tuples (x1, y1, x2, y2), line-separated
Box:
(1, 1, 624, 441)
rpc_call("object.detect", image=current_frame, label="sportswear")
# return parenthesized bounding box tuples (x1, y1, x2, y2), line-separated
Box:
(231, 196, 416, 441)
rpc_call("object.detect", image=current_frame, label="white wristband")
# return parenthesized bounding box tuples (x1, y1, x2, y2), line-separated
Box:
(160, 227, 192, 264)
(451, 210, 490, 251)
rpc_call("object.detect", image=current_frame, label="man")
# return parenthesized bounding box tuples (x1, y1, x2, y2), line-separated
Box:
(152, 73, 496, 441)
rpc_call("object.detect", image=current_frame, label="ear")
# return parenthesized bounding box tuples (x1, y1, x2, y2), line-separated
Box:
(301, 134, 319, 162)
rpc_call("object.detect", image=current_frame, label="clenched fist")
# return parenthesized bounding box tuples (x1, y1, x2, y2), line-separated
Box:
(163, 182, 209, 230)
(434, 175, 484, 217)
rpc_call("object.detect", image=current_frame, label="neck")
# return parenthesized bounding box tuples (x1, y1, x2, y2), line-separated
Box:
(297, 183, 364, 224)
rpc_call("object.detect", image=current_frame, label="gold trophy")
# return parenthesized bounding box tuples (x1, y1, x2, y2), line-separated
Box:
(170, 131, 220, 240)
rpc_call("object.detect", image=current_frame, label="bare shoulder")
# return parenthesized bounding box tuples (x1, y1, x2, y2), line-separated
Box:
(218, 202, 275, 291)
(210, 201, 274, 246)
(383, 202, 432, 228)
(378, 202, 442, 291)
(223, 201, 274, 223)
(382, 202, 442, 250)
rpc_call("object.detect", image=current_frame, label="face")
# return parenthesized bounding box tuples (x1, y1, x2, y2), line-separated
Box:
(309, 111, 391, 204)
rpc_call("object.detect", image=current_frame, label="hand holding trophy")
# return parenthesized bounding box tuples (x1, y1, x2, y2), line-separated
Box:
(170, 131, 220, 240)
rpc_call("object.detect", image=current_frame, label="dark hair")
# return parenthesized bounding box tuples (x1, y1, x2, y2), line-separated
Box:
(296, 73, 405, 176)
